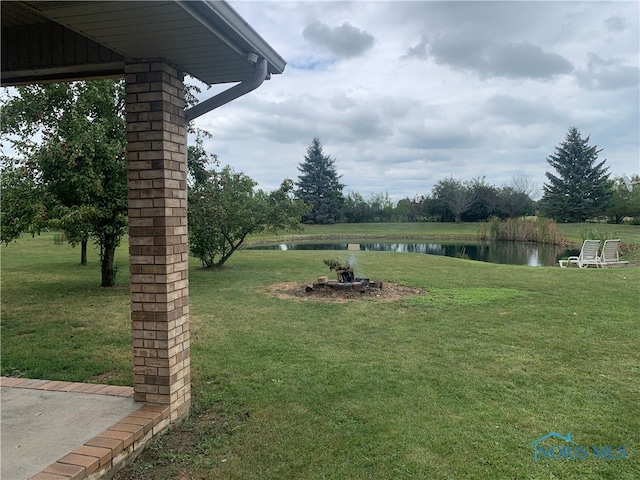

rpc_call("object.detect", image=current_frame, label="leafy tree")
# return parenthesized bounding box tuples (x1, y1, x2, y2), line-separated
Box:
(409, 194, 438, 222)
(188, 164, 308, 268)
(432, 177, 477, 223)
(462, 177, 498, 222)
(187, 130, 217, 188)
(540, 127, 611, 222)
(0, 158, 49, 243)
(606, 175, 640, 224)
(495, 187, 531, 218)
(295, 137, 345, 224)
(343, 191, 398, 223)
(511, 174, 540, 201)
(343, 191, 368, 223)
(394, 198, 412, 222)
(368, 192, 396, 222)
(495, 175, 538, 219)
(1, 80, 127, 285)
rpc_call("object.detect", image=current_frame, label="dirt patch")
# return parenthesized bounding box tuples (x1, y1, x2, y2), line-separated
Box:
(91, 371, 120, 383)
(264, 281, 427, 303)
(114, 408, 250, 480)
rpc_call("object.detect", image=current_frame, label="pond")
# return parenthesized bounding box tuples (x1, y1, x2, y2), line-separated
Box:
(248, 241, 576, 267)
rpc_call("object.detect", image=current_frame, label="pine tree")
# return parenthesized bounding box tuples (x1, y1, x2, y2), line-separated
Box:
(295, 137, 345, 224)
(541, 127, 611, 222)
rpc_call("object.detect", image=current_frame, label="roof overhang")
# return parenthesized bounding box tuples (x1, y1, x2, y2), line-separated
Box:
(1, 0, 286, 87)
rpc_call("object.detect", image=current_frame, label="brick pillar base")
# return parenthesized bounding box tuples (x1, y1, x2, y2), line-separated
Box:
(125, 59, 190, 422)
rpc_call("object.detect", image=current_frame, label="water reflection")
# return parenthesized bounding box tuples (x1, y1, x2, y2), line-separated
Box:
(249, 241, 571, 267)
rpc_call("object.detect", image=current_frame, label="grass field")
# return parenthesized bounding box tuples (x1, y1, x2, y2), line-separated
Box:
(249, 221, 640, 243)
(1, 224, 639, 479)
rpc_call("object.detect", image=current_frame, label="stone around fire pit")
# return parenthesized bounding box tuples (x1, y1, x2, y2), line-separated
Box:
(267, 280, 425, 303)
(306, 277, 383, 292)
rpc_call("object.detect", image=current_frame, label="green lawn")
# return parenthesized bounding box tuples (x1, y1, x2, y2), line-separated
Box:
(248, 221, 485, 244)
(1, 227, 639, 479)
(251, 221, 640, 244)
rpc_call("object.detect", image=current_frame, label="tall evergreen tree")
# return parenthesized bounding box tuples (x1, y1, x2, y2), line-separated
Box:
(541, 127, 611, 222)
(295, 137, 345, 224)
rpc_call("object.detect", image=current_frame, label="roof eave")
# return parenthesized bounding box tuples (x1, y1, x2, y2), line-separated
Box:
(176, 0, 286, 78)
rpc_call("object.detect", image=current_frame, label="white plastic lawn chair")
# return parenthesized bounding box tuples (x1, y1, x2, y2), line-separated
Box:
(558, 240, 601, 268)
(597, 239, 629, 268)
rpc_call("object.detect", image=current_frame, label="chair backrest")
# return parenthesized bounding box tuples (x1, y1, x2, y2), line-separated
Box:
(580, 240, 601, 262)
(600, 239, 621, 263)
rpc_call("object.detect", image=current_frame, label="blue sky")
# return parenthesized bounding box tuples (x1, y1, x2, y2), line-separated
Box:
(191, 1, 639, 201)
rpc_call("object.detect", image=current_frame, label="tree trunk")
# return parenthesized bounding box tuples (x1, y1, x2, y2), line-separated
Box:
(81, 239, 87, 265)
(101, 242, 117, 287)
(214, 233, 249, 268)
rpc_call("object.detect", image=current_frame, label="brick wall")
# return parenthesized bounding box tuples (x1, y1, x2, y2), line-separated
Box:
(124, 59, 190, 422)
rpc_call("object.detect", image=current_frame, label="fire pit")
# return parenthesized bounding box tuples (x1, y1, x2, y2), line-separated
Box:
(306, 260, 383, 293)
(303, 257, 383, 293)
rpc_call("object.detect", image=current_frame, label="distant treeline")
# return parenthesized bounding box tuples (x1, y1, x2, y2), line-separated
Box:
(338, 175, 639, 225)
(342, 177, 536, 224)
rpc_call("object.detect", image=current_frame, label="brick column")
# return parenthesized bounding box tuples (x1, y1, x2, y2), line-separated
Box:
(124, 59, 190, 422)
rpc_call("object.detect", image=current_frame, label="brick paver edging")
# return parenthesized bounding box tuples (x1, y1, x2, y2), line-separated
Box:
(1, 377, 171, 480)
(0, 377, 134, 397)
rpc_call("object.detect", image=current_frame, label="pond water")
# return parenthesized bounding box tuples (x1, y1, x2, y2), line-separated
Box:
(248, 241, 576, 267)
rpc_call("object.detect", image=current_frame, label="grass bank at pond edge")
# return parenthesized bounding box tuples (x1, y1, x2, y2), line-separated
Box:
(247, 221, 640, 261)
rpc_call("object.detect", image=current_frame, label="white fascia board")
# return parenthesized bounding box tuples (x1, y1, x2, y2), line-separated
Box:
(175, 0, 286, 76)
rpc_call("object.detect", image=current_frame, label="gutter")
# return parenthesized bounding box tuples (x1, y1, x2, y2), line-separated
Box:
(185, 56, 268, 122)
(176, 0, 286, 76)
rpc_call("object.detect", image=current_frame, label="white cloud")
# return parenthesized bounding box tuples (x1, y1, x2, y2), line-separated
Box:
(575, 53, 640, 90)
(428, 36, 574, 79)
(302, 20, 376, 58)
(604, 15, 628, 32)
(192, 1, 640, 201)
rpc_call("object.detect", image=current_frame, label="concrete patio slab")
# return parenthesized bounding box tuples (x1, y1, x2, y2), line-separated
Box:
(1, 378, 170, 480)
